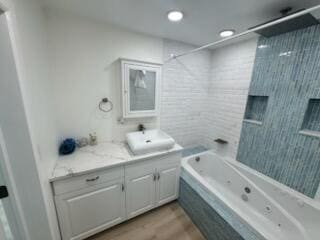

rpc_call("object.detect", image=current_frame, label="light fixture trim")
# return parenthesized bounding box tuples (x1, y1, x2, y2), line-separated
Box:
(167, 10, 184, 22)
(219, 29, 235, 37)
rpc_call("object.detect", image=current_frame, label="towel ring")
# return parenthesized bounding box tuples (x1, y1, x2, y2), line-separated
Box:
(99, 97, 113, 113)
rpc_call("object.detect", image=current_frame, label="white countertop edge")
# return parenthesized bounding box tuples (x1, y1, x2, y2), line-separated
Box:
(49, 143, 183, 182)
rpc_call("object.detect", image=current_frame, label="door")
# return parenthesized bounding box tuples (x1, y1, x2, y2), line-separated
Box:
(0, 8, 48, 240)
(125, 163, 156, 218)
(0, 139, 21, 240)
(0, 9, 19, 240)
(56, 179, 126, 240)
(156, 163, 180, 206)
(0, 176, 14, 240)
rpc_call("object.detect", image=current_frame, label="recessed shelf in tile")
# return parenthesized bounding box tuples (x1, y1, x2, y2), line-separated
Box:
(243, 119, 263, 125)
(301, 99, 320, 135)
(299, 130, 320, 138)
(244, 95, 268, 123)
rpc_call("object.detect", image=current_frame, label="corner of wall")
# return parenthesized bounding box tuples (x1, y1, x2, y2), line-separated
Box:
(9, 0, 61, 239)
(203, 37, 258, 159)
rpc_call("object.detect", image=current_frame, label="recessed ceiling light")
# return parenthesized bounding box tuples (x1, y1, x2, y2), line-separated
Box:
(219, 30, 235, 37)
(167, 11, 183, 22)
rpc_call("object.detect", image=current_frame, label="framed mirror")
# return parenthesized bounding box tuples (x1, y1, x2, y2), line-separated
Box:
(121, 59, 162, 118)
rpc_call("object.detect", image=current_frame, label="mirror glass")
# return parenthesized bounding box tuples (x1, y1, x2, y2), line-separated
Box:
(129, 69, 156, 111)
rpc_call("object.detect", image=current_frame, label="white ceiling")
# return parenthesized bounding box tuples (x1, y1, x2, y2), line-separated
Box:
(42, 0, 320, 47)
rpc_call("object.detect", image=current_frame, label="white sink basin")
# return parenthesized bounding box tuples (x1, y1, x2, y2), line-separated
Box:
(126, 129, 175, 155)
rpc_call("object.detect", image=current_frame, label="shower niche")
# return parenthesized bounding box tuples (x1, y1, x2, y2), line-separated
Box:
(243, 95, 269, 125)
(121, 59, 162, 118)
(300, 98, 320, 137)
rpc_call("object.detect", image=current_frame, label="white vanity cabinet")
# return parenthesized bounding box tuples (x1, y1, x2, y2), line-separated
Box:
(125, 153, 180, 219)
(125, 160, 157, 219)
(53, 152, 181, 240)
(157, 161, 180, 206)
(53, 167, 126, 240)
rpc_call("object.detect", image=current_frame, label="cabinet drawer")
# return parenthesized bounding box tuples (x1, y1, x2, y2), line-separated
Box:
(125, 159, 156, 177)
(53, 167, 124, 195)
(125, 152, 181, 175)
(157, 152, 181, 165)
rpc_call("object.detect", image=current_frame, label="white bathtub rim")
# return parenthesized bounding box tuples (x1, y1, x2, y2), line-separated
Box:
(224, 155, 320, 209)
(183, 150, 320, 208)
(222, 156, 308, 240)
(182, 151, 309, 240)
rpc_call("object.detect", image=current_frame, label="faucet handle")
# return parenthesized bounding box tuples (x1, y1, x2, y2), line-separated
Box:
(138, 124, 146, 132)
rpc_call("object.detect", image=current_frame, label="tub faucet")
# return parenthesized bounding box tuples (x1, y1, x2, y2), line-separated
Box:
(138, 124, 146, 134)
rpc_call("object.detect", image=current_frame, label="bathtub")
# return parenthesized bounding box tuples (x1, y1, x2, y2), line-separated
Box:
(181, 151, 320, 240)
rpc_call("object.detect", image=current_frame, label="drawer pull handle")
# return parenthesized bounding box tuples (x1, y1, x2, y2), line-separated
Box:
(86, 176, 100, 182)
(153, 173, 157, 181)
(157, 173, 160, 180)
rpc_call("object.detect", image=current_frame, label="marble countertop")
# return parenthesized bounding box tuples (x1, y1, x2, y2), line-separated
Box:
(50, 141, 183, 182)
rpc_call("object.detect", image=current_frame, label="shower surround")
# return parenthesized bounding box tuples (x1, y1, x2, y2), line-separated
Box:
(162, 31, 320, 198)
(161, 39, 257, 152)
(237, 24, 320, 198)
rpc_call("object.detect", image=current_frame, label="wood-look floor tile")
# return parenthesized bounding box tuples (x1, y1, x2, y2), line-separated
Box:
(86, 201, 205, 240)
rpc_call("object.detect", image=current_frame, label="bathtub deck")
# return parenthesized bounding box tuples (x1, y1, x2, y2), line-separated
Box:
(86, 201, 205, 240)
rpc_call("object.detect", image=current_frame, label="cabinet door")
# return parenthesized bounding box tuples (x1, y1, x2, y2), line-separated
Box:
(156, 163, 180, 206)
(121, 59, 162, 118)
(56, 178, 126, 240)
(125, 163, 156, 219)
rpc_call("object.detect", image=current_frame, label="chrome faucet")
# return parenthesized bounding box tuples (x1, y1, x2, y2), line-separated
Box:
(138, 124, 146, 134)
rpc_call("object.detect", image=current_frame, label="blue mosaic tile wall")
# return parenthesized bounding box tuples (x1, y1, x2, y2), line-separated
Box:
(237, 24, 320, 198)
(179, 169, 263, 240)
(179, 178, 245, 240)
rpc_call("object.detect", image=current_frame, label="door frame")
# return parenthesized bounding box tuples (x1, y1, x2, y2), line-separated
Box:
(0, 220, 6, 240)
(0, 0, 36, 239)
(0, 128, 26, 239)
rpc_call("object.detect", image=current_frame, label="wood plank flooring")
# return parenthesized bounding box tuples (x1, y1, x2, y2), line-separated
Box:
(86, 201, 205, 240)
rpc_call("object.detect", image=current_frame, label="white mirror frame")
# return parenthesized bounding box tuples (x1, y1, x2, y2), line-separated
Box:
(121, 59, 162, 118)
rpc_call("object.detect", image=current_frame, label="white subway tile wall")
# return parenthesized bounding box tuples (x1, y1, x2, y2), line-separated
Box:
(161, 40, 211, 147)
(204, 39, 258, 159)
(161, 38, 258, 156)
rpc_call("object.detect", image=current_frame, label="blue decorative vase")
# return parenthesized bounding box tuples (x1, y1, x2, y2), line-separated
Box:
(59, 138, 76, 155)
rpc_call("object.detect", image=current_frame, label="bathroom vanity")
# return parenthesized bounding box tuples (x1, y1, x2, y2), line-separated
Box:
(50, 142, 182, 240)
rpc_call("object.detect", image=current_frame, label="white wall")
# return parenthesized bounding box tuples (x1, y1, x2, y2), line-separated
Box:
(0, 0, 59, 239)
(203, 38, 258, 158)
(161, 39, 211, 147)
(46, 11, 214, 149)
(46, 10, 163, 143)
(45, 9, 257, 158)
